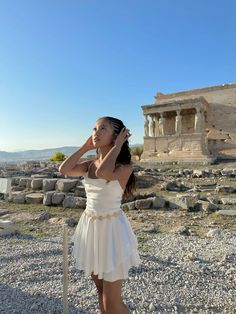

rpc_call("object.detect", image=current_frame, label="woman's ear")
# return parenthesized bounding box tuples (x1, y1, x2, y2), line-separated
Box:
(112, 133, 117, 142)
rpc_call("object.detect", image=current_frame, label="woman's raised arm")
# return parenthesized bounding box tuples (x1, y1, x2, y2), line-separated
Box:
(58, 136, 94, 177)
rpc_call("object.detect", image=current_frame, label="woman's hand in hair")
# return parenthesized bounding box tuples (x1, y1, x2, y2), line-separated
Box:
(114, 127, 131, 148)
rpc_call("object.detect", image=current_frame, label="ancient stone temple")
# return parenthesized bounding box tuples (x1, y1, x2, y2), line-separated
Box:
(141, 83, 236, 162)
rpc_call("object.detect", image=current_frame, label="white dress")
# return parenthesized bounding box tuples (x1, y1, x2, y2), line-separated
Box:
(71, 172, 141, 282)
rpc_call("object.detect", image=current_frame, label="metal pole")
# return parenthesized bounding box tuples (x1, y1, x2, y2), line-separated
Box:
(63, 224, 69, 314)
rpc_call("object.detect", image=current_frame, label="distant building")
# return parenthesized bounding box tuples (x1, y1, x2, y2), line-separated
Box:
(142, 83, 236, 162)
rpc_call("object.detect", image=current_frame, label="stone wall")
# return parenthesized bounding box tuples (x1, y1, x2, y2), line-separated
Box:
(5, 177, 87, 209)
(3, 165, 236, 217)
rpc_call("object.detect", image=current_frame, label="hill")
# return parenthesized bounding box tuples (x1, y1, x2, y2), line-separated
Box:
(0, 144, 142, 164)
(0, 146, 89, 163)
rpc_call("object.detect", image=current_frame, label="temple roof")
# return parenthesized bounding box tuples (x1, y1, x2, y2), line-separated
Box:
(154, 82, 236, 103)
(142, 96, 209, 114)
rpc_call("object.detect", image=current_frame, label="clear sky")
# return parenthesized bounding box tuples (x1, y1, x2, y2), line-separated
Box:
(1, 0, 235, 152)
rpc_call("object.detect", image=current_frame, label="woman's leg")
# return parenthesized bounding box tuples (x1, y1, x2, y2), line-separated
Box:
(91, 272, 105, 314)
(102, 279, 131, 314)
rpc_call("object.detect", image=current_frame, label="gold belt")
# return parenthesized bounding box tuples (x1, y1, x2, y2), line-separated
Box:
(84, 209, 123, 220)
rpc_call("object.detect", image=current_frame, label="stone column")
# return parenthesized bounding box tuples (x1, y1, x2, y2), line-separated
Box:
(175, 110, 182, 135)
(158, 113, 165, 136)
(144, 114, 149, 137)
(194, 108, 203, 133)
(149, 115, 156, 137)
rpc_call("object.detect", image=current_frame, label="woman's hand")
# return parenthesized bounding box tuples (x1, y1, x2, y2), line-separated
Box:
(83, 136, 95, 151)
(114, 127, 131, 148)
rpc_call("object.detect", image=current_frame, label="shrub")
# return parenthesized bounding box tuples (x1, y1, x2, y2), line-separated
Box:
(131, 145, 143, 160)
(50, 152, 67, 162)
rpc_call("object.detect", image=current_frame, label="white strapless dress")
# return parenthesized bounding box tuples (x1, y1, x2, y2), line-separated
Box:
(71, 172, 141, 282)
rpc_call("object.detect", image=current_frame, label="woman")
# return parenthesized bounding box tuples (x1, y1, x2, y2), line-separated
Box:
(59, 116, 141, 314)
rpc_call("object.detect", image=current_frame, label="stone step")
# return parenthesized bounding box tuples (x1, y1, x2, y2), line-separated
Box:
(142, 151, 214, 163)
(0, 219, 17, 236)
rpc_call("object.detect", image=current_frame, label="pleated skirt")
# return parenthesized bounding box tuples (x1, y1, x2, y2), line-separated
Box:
(71, 209, 141, 282)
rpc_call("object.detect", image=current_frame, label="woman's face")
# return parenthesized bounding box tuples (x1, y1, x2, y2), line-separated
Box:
(92, 119, 116, 148)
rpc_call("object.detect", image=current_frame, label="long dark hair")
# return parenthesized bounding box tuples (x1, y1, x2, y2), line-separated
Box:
(96, 116, 136, 197)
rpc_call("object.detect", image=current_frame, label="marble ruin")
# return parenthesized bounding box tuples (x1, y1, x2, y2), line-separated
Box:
(141, 83, 236, 162)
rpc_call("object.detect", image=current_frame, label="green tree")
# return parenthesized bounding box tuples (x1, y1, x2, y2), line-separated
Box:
(50, 152, 67, 162)
(131, 145, 143, 160)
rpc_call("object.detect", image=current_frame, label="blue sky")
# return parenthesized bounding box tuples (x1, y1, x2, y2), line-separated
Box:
(0, 0, 235, 152)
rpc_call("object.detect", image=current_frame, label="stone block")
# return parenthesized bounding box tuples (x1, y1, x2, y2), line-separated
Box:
(166, 198, 181, 209)
(9, 191, 26, 204)
(25, 193, 44, 204)
(192, 170, 206, 178)
(43, 191, 55, 206)
(198, 200, 219, 212)
(19, 178, 32, 188)
(121, 201, 136, 211)
(136, 176, 157, 188)
(52, 192, 66, 205)
(206, 195, 220, 204)
(56, 179, 79, 193)
(43, 179, 58, 192)
(65, 218, 78, 227)
(220, 168, 236, 176)
(175, 194, 199, 210)
(0, 178, 12, 193)
(63, 195, 86, 209)
(0, 219, 17, 236)
(135, 198, 153, 209)
(152, 197, 166, 209)
(221, 198, 236, 205)
(36, 212, 52, 221)
(215, 185, 235, 193)
(217, 209, 236, 216)
(11, 177, 20, 186)
(31, 178, 43, 190)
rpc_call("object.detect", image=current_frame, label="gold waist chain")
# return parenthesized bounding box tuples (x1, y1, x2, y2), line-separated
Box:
(84, 209, 123, 220)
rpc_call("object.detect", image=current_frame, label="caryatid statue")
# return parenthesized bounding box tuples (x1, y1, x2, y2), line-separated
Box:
(158, 114, 165, 136)
(144, 115, 149, 137)
(150, 115, 156, 137)
(175, 110, 182, 135)
(194, 108, 203, 133)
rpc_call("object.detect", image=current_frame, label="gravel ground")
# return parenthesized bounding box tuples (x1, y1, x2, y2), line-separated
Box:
(0, 228, 236, 314)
